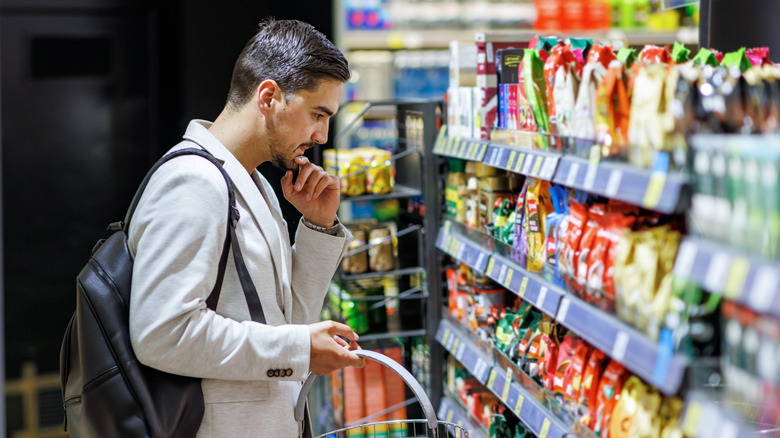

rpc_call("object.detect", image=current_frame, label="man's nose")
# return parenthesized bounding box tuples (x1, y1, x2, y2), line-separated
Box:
(312, 124, 328, 145)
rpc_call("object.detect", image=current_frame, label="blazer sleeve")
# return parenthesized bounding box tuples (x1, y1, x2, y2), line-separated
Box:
(289, 220, 353, 324)
(127, 157, 311, 381)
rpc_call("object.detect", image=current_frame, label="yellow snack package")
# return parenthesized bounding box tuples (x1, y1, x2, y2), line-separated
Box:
(524, 178, 554, 273)
(613, 230, 638, 324)
(324, 149, 366, 196)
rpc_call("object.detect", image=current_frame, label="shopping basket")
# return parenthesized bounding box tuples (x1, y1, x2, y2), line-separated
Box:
(295, 349, 470, 438)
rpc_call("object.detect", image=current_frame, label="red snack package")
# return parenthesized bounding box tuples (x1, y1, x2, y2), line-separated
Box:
(564, 202, 589, 291)
(593, 360, 629, 435)
(578, 349, 607, 427)
(575, 204, 606, 299)
(746, 47, 773, 67)
(639, 44, 671, 64)
(545, 43, 580, 146)
(586, 43, 617, 70)
(553, 333, 577, 396)
(596, 62, 631, 155)
(565, 340, 592, 404)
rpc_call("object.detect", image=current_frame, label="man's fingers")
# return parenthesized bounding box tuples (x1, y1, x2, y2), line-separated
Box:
(343, 350, 366, 369)
(327, 321, 359, 342)
(294, 165, 315, 192)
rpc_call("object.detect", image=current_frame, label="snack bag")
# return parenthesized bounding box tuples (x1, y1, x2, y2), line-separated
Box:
(671, 41, 691, 64)
(545, 186, 568, 283)
(722, 47, 752, 72)
(586, 43, 617, 70)
(568, 38, 593, 65)
(616, 47, 637, 69)
(552, 332, 577, 397)
(595, 60, 630, 158)
(612, 230, 638, 324)
(649, 228, 681, 340)
(627, 63, 668, 168)
(575, 203, 606, 299)
(691, 47, 721, 67)
(565, 341, 592, 406)
(523, 48, 551, 149)
(538, 319, 559, 389)
(573, 61, 607, 146)
(602, 214, 636, 309)
(512, 181, 529, 268)
(564, 200, 589, 291)
(746, 47, 772, 67)
(578, 349, 607, 427)
(639, 44, 672, 64)
(592, 360, 628, 435)
(607, 376, 654, 438)
(545, 43, 580, 150)
(553, 63, 582, 150)
(525, 178, 554, 273)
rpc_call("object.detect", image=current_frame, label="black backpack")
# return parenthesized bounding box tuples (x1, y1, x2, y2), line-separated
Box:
(60, 147, 265, 437)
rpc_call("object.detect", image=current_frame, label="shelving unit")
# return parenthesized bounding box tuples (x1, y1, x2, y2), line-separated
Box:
(680, 392, 761, 438)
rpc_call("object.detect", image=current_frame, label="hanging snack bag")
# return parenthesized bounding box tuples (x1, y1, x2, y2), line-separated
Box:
(602, 214, 637, 309)
(746, 47, 772, 67)
(692, 47, 721, 67)
(648, 228, 681, 340)
(565, 341, 592, 407)
(568, 37, 593, 66)
(616, 47, 637, 69)
(552, 332, 577, 397)
(671, 41, 691, 64)
(525, 178, 554, 273)
(512, 181, 529, 269)
(595, 60, 631, 158)
(627, 63, 668, 168)
(554, 63, 582, 151)
(545, 43, 580, 151)
(721, 47, 752, 72)
(524, 48, 551, 149)
(586, 43, 617, 69)
(639, 44, 672, 64)
(573, 61, 607, 151)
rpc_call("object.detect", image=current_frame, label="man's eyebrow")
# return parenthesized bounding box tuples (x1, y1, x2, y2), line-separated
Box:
(314, 105, 335, 117)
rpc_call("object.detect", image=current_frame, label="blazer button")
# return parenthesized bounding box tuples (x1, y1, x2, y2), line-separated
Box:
(274, 369, 281, 377)
(285, 368, 293, 377)
(267, 369, 274, 378)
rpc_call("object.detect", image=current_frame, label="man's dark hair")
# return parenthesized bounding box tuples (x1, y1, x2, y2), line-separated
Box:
(226, 19, 350, 110)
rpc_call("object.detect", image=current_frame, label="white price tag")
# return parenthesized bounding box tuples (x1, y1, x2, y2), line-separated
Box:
(703, 252, 731, 293)
(537, 286, 548, 308)
(611, 331, 629, 363)
(749, 266, 780, 311)
(541, 157, 554, 179)
(457, 241, 467, 261)
(522, 154, 534, 175)
(583, 164, 598, 191)
(558, 297, 571, 323)
(456, 341, 466, 361)
(497, 148, 507, 167)
(606, 170, 623, 197)
(489, 148, 498, 166)
(498, 264, 508, 284)
(476, 252, 486, 270)
(447, 332, 456, 349)
(673, 240, 697, 279)
(566, 162, 580, 186)
(474, 359, 487, 382)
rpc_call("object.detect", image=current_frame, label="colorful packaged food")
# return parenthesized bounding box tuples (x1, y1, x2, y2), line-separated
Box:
(545, 43, 580, 150)
(746, 47, 772, 67)
(553, 63, 582, 149)
(721, 47, 752, 72)
(523, 49, 551, 149)
(592, 360, 628, 434)
(324, 149, 366, 196)
(616, 47, 636, 69)
(563, 200, 589, 291)
(671, 41, 691, 64)
(578, 349, 607, 427)
(525, 178, 554, 272)
(639, 44, 671, 64)
(586, 43, 618, 70)
(627, 63, 667, 167)
(575, 203, 606, 299)
(691, 47, 721, 67)
(565, 341, 592, 406)
(595, 60, 630, 157)
(573, 61, 607, 147)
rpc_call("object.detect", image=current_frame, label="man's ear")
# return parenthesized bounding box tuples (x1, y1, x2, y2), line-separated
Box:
(256, 79, 281, 113)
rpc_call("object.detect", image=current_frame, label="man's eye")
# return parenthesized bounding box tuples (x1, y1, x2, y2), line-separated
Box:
(315, 114, 324, 120)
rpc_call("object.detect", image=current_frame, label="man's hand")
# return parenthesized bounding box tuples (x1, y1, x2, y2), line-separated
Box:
(309, 321, 366, 376)
(282, 156, 340, 227)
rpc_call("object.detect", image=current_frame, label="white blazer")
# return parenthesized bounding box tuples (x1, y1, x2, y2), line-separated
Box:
(128, 120, 352, 437)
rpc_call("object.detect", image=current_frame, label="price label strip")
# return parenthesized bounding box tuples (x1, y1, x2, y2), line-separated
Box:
(538, 418, 551, 438)
(514, 153, 526, 173)
(507, 150, 517, 170)
(502, 367, 512, 401)
(643, 152, 669, 210)
(722, 257, 749, 300)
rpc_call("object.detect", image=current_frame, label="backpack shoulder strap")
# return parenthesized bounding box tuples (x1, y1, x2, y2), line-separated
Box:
(122, 148, 264, 323)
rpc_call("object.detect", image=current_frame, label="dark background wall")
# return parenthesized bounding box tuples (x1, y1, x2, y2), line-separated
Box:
(0, 0, 333, 434)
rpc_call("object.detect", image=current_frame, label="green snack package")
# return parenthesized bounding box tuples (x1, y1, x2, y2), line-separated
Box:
(495, 312, 517, 352)
(523, 48, 550, 149)
(569, 37, 594, 60)
(692, 48, 720, 67)
(671, 41, 691, 64)
(535, 36, 559, 53)
(617, 47, 637, 69)
(721, 47, 752, 72)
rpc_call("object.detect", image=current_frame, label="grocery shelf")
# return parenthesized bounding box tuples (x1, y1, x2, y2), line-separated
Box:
(438, 395, 488, 438)
(681, 392, 761, 438)
(343, 28, 698, 50)
(438, 217, 689, 395)
(552, 156, 690, 214)
(437, 319, 575, 438)
(341, 184, 422, 202)
(674, 236, 780, 320)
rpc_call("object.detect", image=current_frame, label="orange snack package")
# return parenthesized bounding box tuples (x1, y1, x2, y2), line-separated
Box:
(592, 360, 629, 435)
(575, 203, 606, 299)
(578, 349, 607, 427)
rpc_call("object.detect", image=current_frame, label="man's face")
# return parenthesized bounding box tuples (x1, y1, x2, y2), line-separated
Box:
(266, 78, 343, 171)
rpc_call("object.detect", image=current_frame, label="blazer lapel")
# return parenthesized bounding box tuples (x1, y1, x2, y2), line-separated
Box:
(181, 121, 290, 321)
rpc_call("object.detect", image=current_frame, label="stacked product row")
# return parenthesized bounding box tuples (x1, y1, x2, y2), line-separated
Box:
(446, 262, 687, 438)
(448, 35, 778, 170)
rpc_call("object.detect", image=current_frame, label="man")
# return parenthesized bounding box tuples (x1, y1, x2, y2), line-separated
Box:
(128, 19, 364, 437)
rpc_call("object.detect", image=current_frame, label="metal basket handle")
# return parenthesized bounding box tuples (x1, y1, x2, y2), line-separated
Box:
(294, 349, 438, 430)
